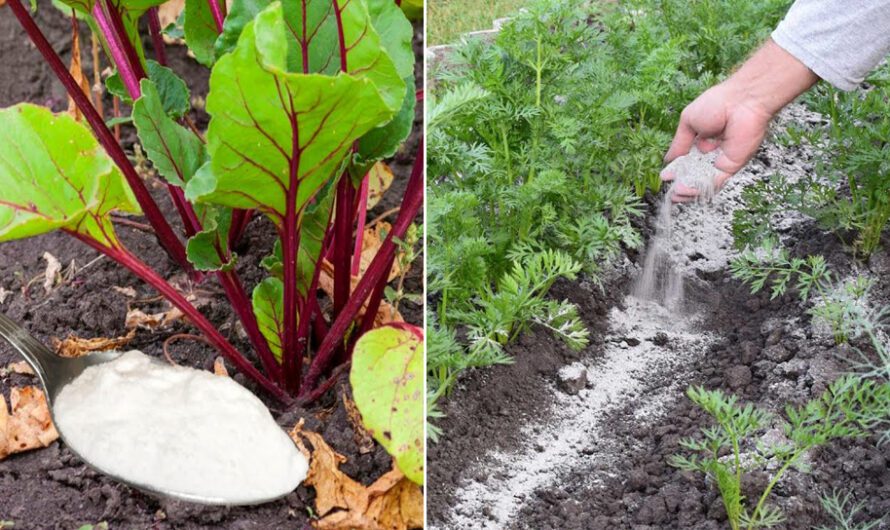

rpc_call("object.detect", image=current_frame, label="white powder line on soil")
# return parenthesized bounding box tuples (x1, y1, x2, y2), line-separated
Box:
(440, 298, 715, 529)
(435, 105, 822, 530)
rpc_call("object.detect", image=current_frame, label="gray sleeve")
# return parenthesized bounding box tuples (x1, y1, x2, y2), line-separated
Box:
(771, 0, 890, 91)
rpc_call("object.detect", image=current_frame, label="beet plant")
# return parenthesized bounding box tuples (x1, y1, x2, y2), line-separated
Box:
(1, 0, 422, 412)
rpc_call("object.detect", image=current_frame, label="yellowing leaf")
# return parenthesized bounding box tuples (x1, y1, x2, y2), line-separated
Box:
(350, 324, 424, 484)
(366, 162, 395, 210)
(0, 387, 59, 460)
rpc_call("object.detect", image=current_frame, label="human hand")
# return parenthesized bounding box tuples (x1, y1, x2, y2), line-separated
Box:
(662, 82, 773, 202)
(661, 39, 819, 202)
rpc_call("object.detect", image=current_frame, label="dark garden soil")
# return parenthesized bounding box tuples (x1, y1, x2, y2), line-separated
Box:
(428, 124, 890, 527)
(0, 4, 423, 529)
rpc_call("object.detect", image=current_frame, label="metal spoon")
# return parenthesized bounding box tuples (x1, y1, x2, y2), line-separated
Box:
(0, 312, 282, 506)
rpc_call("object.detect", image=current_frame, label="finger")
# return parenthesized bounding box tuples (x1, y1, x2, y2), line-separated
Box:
(664, 117, 697, 162)
(672, 183, 701, 197)
(714, 171, 732, 191)
(696, 137, 720, 153)
(671, 193, 696, 204)
(660, 170, 676, 182)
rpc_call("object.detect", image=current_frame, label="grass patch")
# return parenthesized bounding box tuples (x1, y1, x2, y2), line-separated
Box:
(427, 0, 529, 45)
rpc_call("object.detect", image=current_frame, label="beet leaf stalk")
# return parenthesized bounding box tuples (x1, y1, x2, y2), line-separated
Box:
(299, 140, 424, 398)
(6, 0, 191, 273)
(146, 7, 167, 66)
(90, 0, 207, 242)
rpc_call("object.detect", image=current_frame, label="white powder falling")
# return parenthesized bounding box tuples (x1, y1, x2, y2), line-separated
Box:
(634, 146, 720, 309)
(53, 350, 307, 505)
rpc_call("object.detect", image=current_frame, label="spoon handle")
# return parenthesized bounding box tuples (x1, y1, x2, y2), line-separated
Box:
(0, 312, 59, 391)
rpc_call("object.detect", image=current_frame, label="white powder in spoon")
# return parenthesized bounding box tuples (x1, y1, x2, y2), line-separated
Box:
(53, 350, 307, 504)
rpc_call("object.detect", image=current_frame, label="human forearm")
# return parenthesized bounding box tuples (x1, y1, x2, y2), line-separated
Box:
(724, 38, 819, 117)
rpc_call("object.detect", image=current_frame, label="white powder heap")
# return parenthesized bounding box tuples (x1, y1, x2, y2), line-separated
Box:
(54, 350, 308, 505)
(664, 145, 721, 199)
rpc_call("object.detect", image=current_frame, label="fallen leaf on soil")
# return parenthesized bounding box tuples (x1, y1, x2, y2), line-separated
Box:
(342, 391, 375, 455)
(125, 306, 185, 330)
(67, 19, 93, 121)
(113, 286, 138, 298)
(42, 252, 62, 295)
(0, 287, 11, 304)
(5, 361, 34, 376)
(0, 387, 59, 460)
(318, 260, 402, 327)
(366, 162, 395, 210)
(213, 357, 229, 377)
(290, 424, 423, 530)
(53, 330, 136, 358)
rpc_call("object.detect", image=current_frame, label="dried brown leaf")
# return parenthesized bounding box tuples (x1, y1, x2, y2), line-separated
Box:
(0, 395, 7, 458)
(213, 357, 229, 377)
(0, 387, 59, 460)
(53, 330, 136, 358)
(42, 252, 62, 295)
(318, 260, 403, 327)
(67, 18, 93, 121)
(291, 426, 423, 530)
(359, 222, 407, 282)
(113, 286, 138, 298)
(157, 0, 185, 44)
(5, 361, 34, 376)
(125, 306, 185, 330)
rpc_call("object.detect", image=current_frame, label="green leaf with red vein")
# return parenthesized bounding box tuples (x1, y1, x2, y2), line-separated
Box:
(259, 181, 333, 289)
(186, 206, 235, 271)
(184, 0, 224, 66)
(215, 0, 271, 58)
(0, 104, 140, 248)
(353, 0, 415, 170)
(132, 78, 205, 188)
(252, 277, 285, 361)
(350, 323, 424, 485)
(258, 0, 405, 111)
(189, 5, 394, 224)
